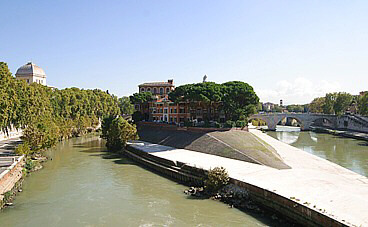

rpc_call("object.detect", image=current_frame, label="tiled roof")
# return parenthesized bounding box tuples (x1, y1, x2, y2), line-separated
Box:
(139, 82, 174, 87)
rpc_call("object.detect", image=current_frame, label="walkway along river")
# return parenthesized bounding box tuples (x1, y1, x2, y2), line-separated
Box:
(266, 126, 368, 177)
(0, 134, 275, 226)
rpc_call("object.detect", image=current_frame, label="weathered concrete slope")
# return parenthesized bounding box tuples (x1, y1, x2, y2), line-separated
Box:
(138, 125, 289, 169)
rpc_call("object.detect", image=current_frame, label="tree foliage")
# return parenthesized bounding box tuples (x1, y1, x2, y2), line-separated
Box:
(0, 61, 120, 152)
(129, 92, 153, 104)
(168, 81, 259, 120)
(309, 97, 325, 113)
(101, 116, 138, 151)
(118, 96, 134, 115)
(358, 93, 368, 116)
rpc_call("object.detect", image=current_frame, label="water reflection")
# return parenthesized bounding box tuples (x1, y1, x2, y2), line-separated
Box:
(267, 126, 368, 177)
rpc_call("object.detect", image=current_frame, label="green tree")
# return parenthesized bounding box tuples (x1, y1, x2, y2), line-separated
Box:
(358, 93, 368, 116)
(221, 81, 259, 120)
(333, 92, 353, 115)
(102, 116, 138, 151)
(309, 97, 325, 113)
(118, 96, 134, 115)
(129, 92, 153, 104)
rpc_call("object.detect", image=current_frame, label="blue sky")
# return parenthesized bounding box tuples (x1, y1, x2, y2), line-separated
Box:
(1, 0, 367, 104)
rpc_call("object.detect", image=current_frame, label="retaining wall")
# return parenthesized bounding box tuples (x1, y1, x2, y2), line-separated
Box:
(125, 144, 346, 227)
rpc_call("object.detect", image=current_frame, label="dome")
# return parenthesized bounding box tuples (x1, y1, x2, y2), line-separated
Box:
(15, 62, 46, 78)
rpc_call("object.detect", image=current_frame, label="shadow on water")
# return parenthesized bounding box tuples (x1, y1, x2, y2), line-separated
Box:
(358, 142, 368, 147)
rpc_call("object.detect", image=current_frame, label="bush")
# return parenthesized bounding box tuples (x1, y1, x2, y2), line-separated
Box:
(236, 120, 246, 128)
(225, 120, 235, 128)
(204, 167, 230, 193)
(184, 121, 193, 127)
(214, 122, 221, 128)
(15, 143, 32, 156)
(102, 116, 139, 151)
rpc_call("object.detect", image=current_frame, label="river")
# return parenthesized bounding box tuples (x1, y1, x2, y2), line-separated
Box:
(266, 126, 368, 177)
(0, 135, 272, 226)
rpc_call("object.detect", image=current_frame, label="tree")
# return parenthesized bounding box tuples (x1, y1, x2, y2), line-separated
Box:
(118, 96, 134, 115)
(286, 104, 305, 113)
(222, 81, 259, 120)
(129, 92, 153, 104)
(102, 116, 138, 151)
(323, 93, 337, 114)
(358, 93, 368, 116)
(309, 97, 325, 113)
(333, 92, 353, 115)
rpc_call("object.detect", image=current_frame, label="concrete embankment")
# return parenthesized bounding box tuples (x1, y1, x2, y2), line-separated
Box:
(0, 155, 24, 208)
(311, 126, 368, 141)
(126, 130, 368, 227)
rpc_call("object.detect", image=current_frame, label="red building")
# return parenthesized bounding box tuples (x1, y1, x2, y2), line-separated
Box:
(136, 80, 191, 123)
(135, 79, 225, 123)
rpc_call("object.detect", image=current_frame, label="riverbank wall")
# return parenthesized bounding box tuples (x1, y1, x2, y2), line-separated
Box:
(0, 155, 24, 209)
(125, 143, 346, 227)
(311, 126, 368, 141)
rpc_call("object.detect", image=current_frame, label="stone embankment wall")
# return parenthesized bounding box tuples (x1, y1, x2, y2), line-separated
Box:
(336, 115, 368, 133)
(125, 145, 346, 227)
(0, 156, 24, 208)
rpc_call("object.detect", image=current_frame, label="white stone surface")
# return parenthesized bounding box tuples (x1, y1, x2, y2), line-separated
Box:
(129, 130, 368, 227)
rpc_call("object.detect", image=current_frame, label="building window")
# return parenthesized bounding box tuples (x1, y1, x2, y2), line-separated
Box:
(174, 108, 177, 113)
(166, 88, 170, 93)
(180, 108, 185, 113)
(141, 88, 145, 92)
(160, 109, 163, 113)
(147, 88, 151, 92)
(27, 79, 30, 83)
(153, 87, 157, 94)
(159, 88, 164, 94)
(164, 109, 168, 114)
(170, 109, 173, 113)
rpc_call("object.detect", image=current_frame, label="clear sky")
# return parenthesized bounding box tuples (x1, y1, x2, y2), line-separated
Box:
(1, 0, 367, 104)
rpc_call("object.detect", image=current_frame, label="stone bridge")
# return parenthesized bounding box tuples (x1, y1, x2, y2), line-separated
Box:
(249, 113, 337, 131)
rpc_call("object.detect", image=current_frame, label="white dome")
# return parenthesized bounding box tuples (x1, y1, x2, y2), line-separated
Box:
(15, 62, 46, 78)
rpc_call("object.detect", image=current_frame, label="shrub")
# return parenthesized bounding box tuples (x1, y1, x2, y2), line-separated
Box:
(204, 167, 230, 193)
(15, 143, 32, 156)
(184, 121, 193, 127)
(102, 116, 139, 151)
(214, 122, 221, 128)
(225, 120, 235, 128)
(236, 120, 246, 128)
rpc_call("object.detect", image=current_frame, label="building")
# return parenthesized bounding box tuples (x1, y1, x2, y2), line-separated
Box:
(15, 62, 46, 85)
(135, 79, 225, 123)
(136, 80, 191, 123)
(360, 91, 367, 97)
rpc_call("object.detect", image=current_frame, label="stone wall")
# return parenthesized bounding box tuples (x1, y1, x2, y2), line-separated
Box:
(336, 115, 368, 133)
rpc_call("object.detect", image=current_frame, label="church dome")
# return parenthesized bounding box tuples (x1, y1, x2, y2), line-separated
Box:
(15, 62, 46, 78)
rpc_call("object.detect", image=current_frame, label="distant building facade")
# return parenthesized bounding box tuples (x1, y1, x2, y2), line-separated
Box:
(15, 62, 46, 85)
(135, 79, 225, 123)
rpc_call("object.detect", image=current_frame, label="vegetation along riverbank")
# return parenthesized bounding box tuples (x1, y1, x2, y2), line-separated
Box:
(0, 62, 121, 208)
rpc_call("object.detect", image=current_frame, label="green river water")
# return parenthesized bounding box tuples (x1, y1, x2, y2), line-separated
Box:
(266, 126, 368, 177)
(0, 135, 270, 227)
